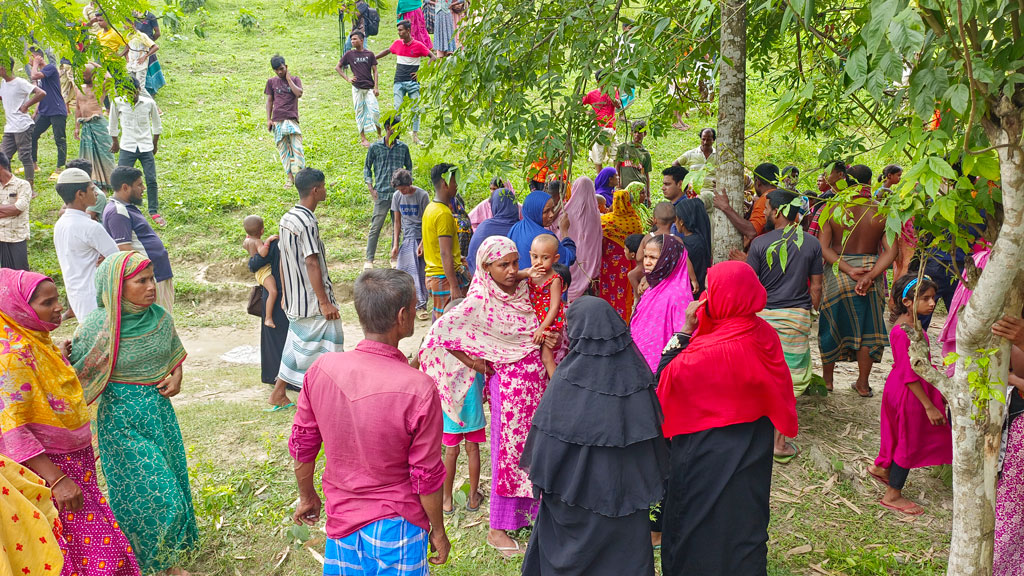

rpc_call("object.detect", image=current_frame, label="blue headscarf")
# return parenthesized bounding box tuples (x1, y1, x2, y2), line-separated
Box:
(467, 188, 520, 274)
(594, 166, 618, 206)
(507, 190, 576, 269)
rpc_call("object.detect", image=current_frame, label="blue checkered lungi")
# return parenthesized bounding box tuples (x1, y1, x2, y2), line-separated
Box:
(323, 517, 429, 576)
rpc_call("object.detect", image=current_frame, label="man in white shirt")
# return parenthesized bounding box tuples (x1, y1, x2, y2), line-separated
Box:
(0, 151, 33, 270)
(673, 127, 718, 185)
(53, 166, 118, 318)
(1, 59, 47, 189)
(109, 76, 164, 225)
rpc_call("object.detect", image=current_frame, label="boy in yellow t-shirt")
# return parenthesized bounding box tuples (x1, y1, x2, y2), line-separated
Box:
(422, 163, 469, 321)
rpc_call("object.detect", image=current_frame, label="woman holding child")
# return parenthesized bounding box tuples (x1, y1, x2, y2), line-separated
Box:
(420, 236, 558, 558)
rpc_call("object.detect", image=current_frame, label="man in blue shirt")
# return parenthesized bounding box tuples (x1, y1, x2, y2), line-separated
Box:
(28, 47, 67, 180)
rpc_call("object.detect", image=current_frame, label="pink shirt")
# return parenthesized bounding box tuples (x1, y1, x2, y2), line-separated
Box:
(289, 339, 446, 538)
(582, 89, 618, 129)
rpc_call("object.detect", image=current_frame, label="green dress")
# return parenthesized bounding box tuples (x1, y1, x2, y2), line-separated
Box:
(71, 251, 198, 573)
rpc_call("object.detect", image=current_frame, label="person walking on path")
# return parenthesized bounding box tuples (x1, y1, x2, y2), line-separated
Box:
(28, 48, 68, 181)
(337, 31, 381, 147)
(71, 251, 199, 576)
(1, 60, 46, 190)
(103, 165, 175, 312)
(267, 168, 344, 410)
(53, 167, 119, 318)
(72, 63, 116, 189)
(0, 269, 142, 576)
(363, 116, 412, 269)
(265, 55, 305, 188)
(109, 77, 164, 225)
(290, 268, 450, 573)
(0, 152, 33, 270)
(376, 20, 436, 145)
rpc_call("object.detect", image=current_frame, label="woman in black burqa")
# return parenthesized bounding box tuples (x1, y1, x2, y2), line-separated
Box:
(519, 295, 669, 575)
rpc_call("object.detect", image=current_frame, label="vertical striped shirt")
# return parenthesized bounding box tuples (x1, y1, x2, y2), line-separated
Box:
(279, 205, 336, 318)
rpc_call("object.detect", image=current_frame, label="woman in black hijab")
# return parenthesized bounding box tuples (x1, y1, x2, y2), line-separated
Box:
(674, 198, 712, 297)
(520, 296, 669, 575)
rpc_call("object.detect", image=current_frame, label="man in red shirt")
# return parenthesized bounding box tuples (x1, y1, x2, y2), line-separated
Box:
(582, 72, 620, 171)
(377, 20, 436, 145)
(290, 268, 450, 573)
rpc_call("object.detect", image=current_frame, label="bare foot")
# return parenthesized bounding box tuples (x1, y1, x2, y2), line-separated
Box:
(651, 531, 662, 548)
(267, 390, 291, 407)
(442, 495, 453, 514)
(264, 318, 276, 328)
(672, 121, 690, 131)
(412, 133, 423, 146)
(487, 529, 524, 558)
(468, 490, 485, 510)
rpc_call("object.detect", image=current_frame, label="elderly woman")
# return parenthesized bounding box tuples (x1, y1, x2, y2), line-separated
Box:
(508, 190, 577, 270)
(520, 296, 668, 575)
(631, 234, 694, 371)
(598, 188, 643, 322)
(656, 262, 798, 575)
(71, 251, 198, 576)
(420, 236, 558, 558)
(0, 269, 141, 575)
(561, 176, 603, 301)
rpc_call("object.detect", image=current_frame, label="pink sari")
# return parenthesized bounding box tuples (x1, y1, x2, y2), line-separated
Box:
(631, 237, 694, 371)
(939, 248, 990, 371)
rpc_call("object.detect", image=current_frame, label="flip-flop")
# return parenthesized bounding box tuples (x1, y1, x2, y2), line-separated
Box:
(851, 383, 874, 398)
(263, 402, 295, 413)
(442, 506, 455, 516)
(150, 213, 167, 226)
(488, 539, 525, 559)
(466, 491, 486, 512)
(868, 469, 889, 487)
(879, 499, 924, 516)
(773, 441, 799, 464)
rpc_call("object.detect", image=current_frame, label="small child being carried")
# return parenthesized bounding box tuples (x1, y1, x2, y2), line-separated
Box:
(242, 215, 279, 328)
(519, 234, 569, 377)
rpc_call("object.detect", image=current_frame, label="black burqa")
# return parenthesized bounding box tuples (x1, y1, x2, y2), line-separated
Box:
(520, 296, 669, 576)
(674, 198, 712, 297)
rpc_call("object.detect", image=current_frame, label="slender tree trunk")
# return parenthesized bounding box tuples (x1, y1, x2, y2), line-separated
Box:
(712, 0, 747, 263)
(913, 99, 1024, 576)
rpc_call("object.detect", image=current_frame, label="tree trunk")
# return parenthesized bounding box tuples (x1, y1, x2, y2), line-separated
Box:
(945, 100, 1024, 576)
(712, 0, 747, 263)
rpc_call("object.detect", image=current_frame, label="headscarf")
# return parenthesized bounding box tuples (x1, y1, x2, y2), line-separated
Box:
(450, 193, 473, 256)
(71, 251, 186, 404)
(657, 261, 798, 438)
(674, 197, 712, 293)
(594, 166, 618, 205)
(419, 237, 540, 421)
(0, 270, 91, 462)
(467, 187, 520, 274)
(601, 188, 643, 248)
(631, 235, 694, 371)
(561, 177, 603, 301)
(521, 296, 668, 517)
(508, 190, 571, 269)
(468, 179, 515, 230)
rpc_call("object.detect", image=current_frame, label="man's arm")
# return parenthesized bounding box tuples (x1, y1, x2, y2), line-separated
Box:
(364, 148, 377, 197)
(712, 189, 757, 241)
(21, 86, 46, 113)
(375, 48, 392, 60)
(855, 235, 898, 295)
(335, 60, 352, 83)
(265, 93, 274, 131)
(409, 393, 450, 566)
(290, 382, 324, 527)
(810, 274, 823, 310)
(403, 145, 413, 171)
(391, 208, 403, 258)
(108, 100, 121, 151)
(372, 64, 379, 94)
(29, 61, 44, 81)
(286, 75, 303, 98)
(149, 101, 162, 153)
(304, 254, 340, 320)
(438, 236, 464, 299)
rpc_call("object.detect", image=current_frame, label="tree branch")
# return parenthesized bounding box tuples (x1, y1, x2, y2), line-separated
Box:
(905, 324, 952, 396)
(956, 0, 980, 158)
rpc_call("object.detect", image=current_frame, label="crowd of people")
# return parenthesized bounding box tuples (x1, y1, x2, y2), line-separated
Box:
(2, 4, 1024, 576)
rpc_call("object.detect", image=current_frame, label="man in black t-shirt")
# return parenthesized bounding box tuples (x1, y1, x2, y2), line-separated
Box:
(336, 31, 380, 147)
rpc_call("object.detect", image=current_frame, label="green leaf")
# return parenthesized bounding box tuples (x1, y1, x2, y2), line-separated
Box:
(845, 48, 868, 87)
(928, 156, 957, 180)
(653, 17, 671, 40)
(944, 84, 970, 115)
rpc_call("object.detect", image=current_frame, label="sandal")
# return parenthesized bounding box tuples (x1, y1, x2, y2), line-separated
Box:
(150, 213, 167, 226)
(263, 402, 295, 413)
(466, 491, 486, 512)
(879, 499, 924, 516)
(851, 382, 874, 398)
(867, 468, 889, 487)
(773, 441, 799, 464)
(488, 539, 524, 559)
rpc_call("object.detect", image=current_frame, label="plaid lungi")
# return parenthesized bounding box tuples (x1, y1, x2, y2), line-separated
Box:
(278, 314, 345, 386)
(396, 235, 427, 309)
(323, 517, 428, 576)
(818, 254, 888, 364)
(425, 268, 469, 320)
(759, 307, 814, 396)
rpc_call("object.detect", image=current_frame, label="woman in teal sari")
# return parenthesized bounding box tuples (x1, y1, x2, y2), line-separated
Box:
(71, 251, 198, 575)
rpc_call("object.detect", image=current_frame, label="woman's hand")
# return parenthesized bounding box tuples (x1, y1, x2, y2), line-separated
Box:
(683, 299, 704, 335)
(60, 339, 72, 360)
(51, 476, 84, 512)
(925, 405, 947, 426)
(157, 366, 183, 398)
(542, 330, 561, 350)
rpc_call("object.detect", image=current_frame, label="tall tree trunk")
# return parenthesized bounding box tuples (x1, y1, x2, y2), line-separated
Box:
(712, 0, 747, 263)
(914, 97, 1024, 576)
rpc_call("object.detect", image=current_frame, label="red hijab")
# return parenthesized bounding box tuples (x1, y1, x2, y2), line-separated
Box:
(657, 261, 798, 438)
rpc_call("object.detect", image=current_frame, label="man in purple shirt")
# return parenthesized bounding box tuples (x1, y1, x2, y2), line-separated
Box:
(290, 268, 450, 574)
(28, 47, 68, 180)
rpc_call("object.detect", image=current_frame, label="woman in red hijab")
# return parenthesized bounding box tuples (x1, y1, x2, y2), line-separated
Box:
(656, 261, 798, 576)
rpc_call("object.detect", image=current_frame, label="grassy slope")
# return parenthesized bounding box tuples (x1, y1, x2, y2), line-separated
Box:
(21, 1, 941, 574)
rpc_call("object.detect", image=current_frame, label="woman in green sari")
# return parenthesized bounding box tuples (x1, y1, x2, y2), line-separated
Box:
(71, 251, 198, 575)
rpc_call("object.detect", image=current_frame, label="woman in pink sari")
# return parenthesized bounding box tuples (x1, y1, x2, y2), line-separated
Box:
(419, 236, 557, 558)
(561, 176, 603, 302)
(631, 235, 694, 371)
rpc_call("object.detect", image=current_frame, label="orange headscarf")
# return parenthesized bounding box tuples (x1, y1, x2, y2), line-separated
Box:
(600, 188, 643, 248)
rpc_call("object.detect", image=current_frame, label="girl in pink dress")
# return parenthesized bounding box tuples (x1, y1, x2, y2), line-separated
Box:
(868, 274, 952, 516)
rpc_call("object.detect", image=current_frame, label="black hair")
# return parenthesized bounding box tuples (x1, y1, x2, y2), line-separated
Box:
(354, 269, 417, 334)
(847, 164, 872, 186)
(0, 152, 10, 172)
(662, 165, 689, 184)
(766, 189, 800, 222)
(490, 176, 508, 189)
(382, 114, 401, 129)
(390, 169, 413, 188)
(653, 201, 675, 224)
(66, 158, 92, 176)
(829, 161, 847, 175)
(431, 163, 456, 187)
(56, 181, 90, 204)
(553, 262, 572, 291)
(699, 127, 716, 140)
(624, 233, 645, 255)
(28, 46, 43, 56)
(397, 19, 412, 30)
(879, 164, 903, 182)
(890, 274, 939, 319)
(529, 179, 545, 191)
(350, 30, 365, 40)
(110, 165, 143, 191)
(753, 162, 780, 187)
(294, 167, 325, 198)
(544, 180, 563, 202)
(270, 54, 286, 69)
(781, 165, 799, 179)
(632, 119, 646, 132)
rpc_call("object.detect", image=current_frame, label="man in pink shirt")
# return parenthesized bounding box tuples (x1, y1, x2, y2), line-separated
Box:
(290, 268, 450, 574)
(582, 72, 620, 171)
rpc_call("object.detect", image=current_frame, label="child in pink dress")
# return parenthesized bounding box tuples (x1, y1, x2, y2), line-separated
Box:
(868, 274, 953, 516)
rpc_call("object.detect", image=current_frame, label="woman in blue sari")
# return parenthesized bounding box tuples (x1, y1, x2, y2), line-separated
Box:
(467, 187, 521, 274)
